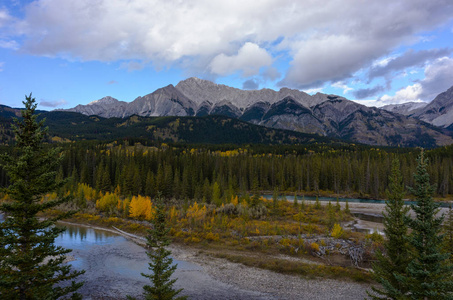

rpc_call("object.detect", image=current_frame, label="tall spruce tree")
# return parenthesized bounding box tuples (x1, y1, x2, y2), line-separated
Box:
(0, 94, 84, 299)
(400, 150, 453, 299)
(141, 194, 186, 300)
(444, 205, 453, 262)
(368, 158, 410, 299)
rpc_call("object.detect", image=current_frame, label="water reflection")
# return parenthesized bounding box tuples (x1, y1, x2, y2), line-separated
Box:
(55, 223, 119, 250)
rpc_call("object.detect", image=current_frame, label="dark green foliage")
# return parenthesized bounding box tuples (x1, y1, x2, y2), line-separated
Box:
(400, 151, 453, 299)
(0, 95, 84, 299)
(335, 197, 341, 212)
(327, 201, 336, 230)
(272, 187, 279, 211)
(368, 158, 411, 299)
(141, 195, 186, 300)
(39, 113, 335, 145)
(3, 135, 453, 202)
(344, 200, 350, 215)
(293, 193, 298, 209)
(314, 196, 321, 210)
(444, 205, 453, 262)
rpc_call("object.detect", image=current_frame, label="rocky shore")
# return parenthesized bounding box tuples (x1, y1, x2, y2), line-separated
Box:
(61, 221, 373, 299)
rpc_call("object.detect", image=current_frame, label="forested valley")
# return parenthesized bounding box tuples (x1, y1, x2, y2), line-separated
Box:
(1, 136, 453, 298)
(2, 140, 452, 202)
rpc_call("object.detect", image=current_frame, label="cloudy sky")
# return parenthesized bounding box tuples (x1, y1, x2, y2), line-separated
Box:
(1, 0, 453, 109)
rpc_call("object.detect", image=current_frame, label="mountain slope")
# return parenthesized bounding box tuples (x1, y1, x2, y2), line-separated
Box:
(175, 77, 327, 109)
(381, 102, 427, 116)
(412, 85, 453, 128)
(0, 110, 336, 145)
(57, 78, 453, 147)
(63, 96, 128, 118)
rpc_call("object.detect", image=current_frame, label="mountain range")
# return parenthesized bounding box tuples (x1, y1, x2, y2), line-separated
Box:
(58, 77, 453, 147)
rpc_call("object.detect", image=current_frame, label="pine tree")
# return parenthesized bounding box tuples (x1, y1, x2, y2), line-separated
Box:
(141, 194, 186, 300)
(344, 200, 350, 215)
(400, 151, 453, 299)
(443, 205, 453, 262)
(335, 197, 341, 212)
(314, 196, 321, 210)
(0, 94, 84, 299)
(272, 187, 279, 211)
(368, 158, 411, 299)
(293, 192, 298, 209)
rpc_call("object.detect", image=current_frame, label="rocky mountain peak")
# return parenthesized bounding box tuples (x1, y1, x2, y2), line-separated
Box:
(88, 96, 121, 106)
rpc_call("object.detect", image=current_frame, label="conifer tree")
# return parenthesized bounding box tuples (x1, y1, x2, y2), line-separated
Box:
(314, 196, 321, 210)
(0, 94, 84, 299)
(443, 205, 453, 262)
(335, 197, 341, 212)
(141, 194, 186, 300)
(344, 200, 350, 215)
(400, 151, 453, 299)
(368, 158, 410, 299)
(272, 187, 279, 211)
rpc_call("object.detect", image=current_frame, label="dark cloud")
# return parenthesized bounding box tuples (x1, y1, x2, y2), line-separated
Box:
(353, 85, 386, 99)
(242, 79, 259, 90)
(369, 48, 452, 80)
(107, 80, 118, 85)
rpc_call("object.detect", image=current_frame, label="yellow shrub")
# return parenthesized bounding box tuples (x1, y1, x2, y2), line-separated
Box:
(331, 223, 344, 239)
(129, 195, 155, 220)
(205, 232, 220, 241)
(231, 196, 239, 206)
(186, 202, 207, 222)
(310, 242, 320, 252)
(280, 238, 292, 247)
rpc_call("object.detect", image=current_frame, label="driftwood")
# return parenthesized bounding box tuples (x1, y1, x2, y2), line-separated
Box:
(348, 246, 364, 267)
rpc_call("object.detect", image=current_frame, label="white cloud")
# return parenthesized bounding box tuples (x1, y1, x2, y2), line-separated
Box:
(375, 56, 453, 105)
(419, 56, 453, 100)
(4, 0, 453, 87)
(379, 84, 424, 105)
(0, 40, 19, 50)
(0, 9, 13, 28)
(303, 87, 324, 95)
(332, 81, 353, 94)
(209, 42, 272, 77)
(0, 62, 4, 71)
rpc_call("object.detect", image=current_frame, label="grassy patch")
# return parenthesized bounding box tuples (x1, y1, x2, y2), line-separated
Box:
(211, 252, 372, 283)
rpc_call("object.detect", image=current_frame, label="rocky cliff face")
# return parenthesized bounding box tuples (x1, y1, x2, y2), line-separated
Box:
(63, 96, 128, 118)
(122, 85, 196, 117)
(58, 78, 453, 147)
(411, 85, 453, 128)
(381, 102, 427, 116)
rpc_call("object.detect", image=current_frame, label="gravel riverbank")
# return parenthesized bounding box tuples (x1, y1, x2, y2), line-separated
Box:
(60, 221, 373, 299)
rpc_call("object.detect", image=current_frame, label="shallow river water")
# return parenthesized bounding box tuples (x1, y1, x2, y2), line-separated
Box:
(0, 213, 272, 299)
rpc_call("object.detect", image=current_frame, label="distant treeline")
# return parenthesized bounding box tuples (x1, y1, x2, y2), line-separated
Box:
(1, 141, 453, 200)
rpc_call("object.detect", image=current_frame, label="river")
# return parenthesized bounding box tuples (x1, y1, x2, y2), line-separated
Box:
(0, 214, 272, 299)
(260, 194, 452, 207)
